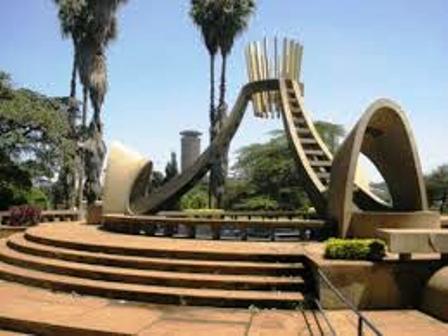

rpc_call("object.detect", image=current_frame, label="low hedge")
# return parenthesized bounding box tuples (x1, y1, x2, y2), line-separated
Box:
(324, 238, 386, 261)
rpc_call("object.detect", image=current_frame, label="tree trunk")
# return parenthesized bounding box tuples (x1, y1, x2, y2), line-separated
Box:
(212, 52, 229, 209)
(218, 52, 227, 118)
(70, 54, 77, 99)
(76, 85, 89, 208)
(209, 53, 216, 138)
(208, 53, 216, 208)
(84, 106, 106, 206)
(67, 53, 78, 209)
(82, 85, 88, 129)
(440, 189, 447, 213)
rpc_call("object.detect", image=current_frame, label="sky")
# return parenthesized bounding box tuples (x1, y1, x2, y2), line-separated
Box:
(1, 0, 447, 179)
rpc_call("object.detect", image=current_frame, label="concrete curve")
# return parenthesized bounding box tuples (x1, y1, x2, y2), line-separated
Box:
(327, 98, 428, 237)
(421, 266, 448, 321)
(102, 142, 153, 214)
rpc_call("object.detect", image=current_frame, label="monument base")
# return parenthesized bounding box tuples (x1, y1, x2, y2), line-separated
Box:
(349, 211, 440, 238)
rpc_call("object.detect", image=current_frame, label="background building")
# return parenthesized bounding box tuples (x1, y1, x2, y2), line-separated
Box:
(180, 130, 202, 172)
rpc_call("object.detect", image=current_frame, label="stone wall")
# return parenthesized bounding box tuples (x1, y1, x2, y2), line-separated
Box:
(307, 253, 447, 309)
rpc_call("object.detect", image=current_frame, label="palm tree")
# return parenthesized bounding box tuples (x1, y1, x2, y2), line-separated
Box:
(214, 0, 255, 208)
(216, 0, 255, 121)
(190, 0, 220, 207)
(190, 0, 219, 141)
(77, 0, 128, 205)
(53, 0, 88, 208)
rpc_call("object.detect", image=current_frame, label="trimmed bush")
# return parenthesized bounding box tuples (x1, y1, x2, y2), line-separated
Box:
(184, 209, 225, 217)
(324, 238, 386, 261)
(8, 205, 42, 227)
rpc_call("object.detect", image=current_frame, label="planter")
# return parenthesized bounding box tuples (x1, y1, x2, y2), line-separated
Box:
(86, 202, 103, 225)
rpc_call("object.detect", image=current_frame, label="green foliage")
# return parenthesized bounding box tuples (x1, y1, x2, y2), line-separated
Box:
(227, 130, 309, 211)
(0, 71, 73, 210)
(181, 184, 209, 210)
(216, 0, 256, 55)
(24, 188, 49, 209)
(164, 152, 179, 183)
(0, 71, 13, 99)
(190, 0, 219, 55)
(0, 88, 70, 159)
(189, 0, 256, 56)
(324, 238, 386, 261)
(314, 121, 345, 154)
(225, 121, 345, 211)
(184, 208, 225, 216)
(234, 195, 278, 211)
(425, 164, 448, 213)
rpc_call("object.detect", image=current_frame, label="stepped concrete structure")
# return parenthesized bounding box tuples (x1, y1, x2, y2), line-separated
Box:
(1, 37, 447, 334)
(0, 222, 309, 309)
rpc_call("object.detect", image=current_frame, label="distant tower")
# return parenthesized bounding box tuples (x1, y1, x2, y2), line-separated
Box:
(180, 130, 202, 172)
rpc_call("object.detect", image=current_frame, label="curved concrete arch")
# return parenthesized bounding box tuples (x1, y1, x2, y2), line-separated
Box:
(327, 98, 428, 237)
(102, 142, 153, 214)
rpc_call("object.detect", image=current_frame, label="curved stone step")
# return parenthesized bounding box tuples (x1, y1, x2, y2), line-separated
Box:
(24, 224, 305, 262)
(0, 241, 304, 291)
(0, 260, 304, 309)
(8, 234, 303, 276)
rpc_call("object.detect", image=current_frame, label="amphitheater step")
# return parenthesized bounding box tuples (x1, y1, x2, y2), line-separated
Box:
(8, 234, 304, 276)
(0, 260, 305, 309)
(23, 229, 305, 262)
(0, 241, 305, 291)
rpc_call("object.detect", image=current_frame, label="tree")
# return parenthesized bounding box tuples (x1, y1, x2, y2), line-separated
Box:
(190, 0, 256, 209)
(189, 0, 220, 143)
(426, 164, 448, 213)
(164, 152, 179, 183)
(227, 130, 310, 211)
(226, 120, 345, 211)
(190, 0, 221, 208)
(0, 71, 13, 100)
(314, 121, 345, 153)
(53, 0, 89, 207)
(0, 150, 32, 210)
(214, 0, 255, 208)
(216, 0, 255, 117)
(181, 183, 208, 210)
(75, 0, 128, 205)
(0, 74, 72, 209)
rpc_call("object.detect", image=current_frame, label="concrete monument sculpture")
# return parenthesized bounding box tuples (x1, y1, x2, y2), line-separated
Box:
(102, 37, 440, 240)
(327, 99, 440, 238)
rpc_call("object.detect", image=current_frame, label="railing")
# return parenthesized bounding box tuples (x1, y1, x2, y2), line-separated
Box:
(315, 268, 383, 336)
(312, 297, 337, 336)
(103, 214, 328, 241)
(0, 210, 80, 225)
(157, 210, 315, 220)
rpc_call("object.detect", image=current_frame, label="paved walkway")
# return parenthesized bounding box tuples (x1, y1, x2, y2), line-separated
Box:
(0, 281, 447, 335)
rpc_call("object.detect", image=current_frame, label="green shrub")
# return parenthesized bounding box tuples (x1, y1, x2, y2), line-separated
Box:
(25, 188, 48, 209)
(184, 209, 224, 217)
(324, 238, 386, 261)
(181, 185, 208, 210)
